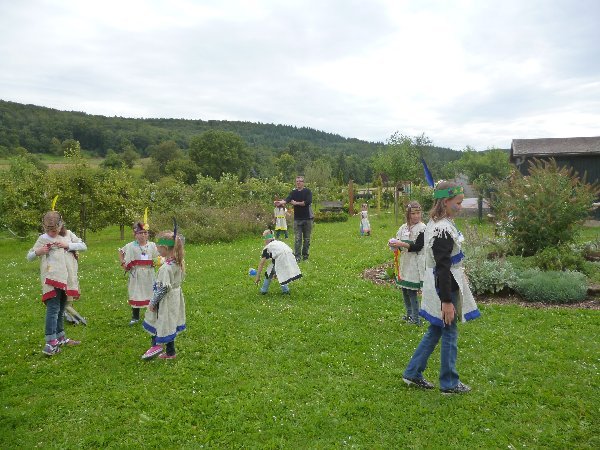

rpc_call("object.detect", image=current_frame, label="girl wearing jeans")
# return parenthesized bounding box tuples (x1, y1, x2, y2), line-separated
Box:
(402, 181, 480, 394)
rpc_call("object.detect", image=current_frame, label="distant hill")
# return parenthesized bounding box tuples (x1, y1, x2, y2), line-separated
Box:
(0, 99, 464, 181)
(0, 99, 383, 156)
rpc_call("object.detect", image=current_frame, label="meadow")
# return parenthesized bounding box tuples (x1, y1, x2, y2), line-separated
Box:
(0, 213, 598, 449)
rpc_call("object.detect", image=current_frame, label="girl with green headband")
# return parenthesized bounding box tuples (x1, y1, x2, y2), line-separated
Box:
(402, 180, 480, 394)
(141, 230, 186, 360)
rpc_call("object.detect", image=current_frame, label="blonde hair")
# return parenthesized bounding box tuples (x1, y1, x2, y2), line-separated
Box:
(429, 180, 462, 221)
(405, 201, 422, 225)
(156, 230, 185, 272)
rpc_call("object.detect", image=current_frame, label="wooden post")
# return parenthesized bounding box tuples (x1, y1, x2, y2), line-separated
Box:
(377, 186, 381, 212)
(348, 179, 354, 215)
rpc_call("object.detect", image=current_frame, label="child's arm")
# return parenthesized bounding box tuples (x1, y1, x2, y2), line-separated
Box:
(26, 240, 50, 261)
(149, 283, 169, 311)
(254, 257, 268, 285)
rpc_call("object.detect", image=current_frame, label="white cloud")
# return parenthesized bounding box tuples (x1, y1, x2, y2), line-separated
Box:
(1, 0, 599, 150)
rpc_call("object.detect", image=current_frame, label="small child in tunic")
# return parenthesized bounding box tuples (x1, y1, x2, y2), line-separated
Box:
(254, 229, 302, 294)
(274, 201, 289, 239)
(119, 221, 159, 326)
(142, 229, 186, 360)
(389, 201, 426, 325)
(26, 211, 83, 356)
(360, 203, 371, 236)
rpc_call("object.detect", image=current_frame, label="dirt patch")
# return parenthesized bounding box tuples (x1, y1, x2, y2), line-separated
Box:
(362, 262, 600, 310)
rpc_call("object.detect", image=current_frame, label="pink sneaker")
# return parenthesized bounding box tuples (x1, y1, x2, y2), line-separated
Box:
(141, 345, 163, 360)
(158, 353, 176, 360)
(57, 336, 81, 346)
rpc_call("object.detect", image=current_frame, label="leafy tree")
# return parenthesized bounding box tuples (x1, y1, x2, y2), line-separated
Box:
(148, 140, 183, 175)
(453, 147, 511, 197)
(0, 156, 48, 234)
(165, 157, 199, 185)
(100, 150, 125, 170)
(189, 130, 250, 181)
(494, 158, 599, 256)
(121, 145, 140, 169)
(305, 158, 333, 189)
(274, 153, 296, 182)
(371, 132, 421, 185)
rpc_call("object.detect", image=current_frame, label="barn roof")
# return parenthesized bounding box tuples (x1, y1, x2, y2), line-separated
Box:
(511, 136, 600, 158)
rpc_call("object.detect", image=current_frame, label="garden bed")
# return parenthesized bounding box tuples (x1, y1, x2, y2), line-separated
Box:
(363, 262, 600, 310)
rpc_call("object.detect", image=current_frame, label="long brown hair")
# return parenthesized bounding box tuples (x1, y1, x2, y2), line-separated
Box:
(405, 201, 422, 225)
(429, 180, 462, 221)
(156, 230, 185, 272)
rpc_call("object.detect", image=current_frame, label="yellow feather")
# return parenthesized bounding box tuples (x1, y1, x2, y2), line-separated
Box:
(143, 207, 148, 225)
(51, 195, 59, 211)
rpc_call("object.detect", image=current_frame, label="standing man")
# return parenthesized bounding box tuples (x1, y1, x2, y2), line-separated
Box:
(276, 175, 313, 262)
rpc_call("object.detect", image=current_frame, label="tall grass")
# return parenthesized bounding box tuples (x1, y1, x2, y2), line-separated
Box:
(0, 213, 598, 448)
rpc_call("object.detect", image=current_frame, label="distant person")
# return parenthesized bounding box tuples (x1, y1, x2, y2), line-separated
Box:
(273, 199, 289, 239)
(254, 229, 302, 295)
(142, 229, 186, 360)
(402, 181, 480, 394)
(276, 175, 313, 262)
(26, 211, 83, 356)
(359, 203, 371, 236)
(388, 201, 426, 325)
(119, 220, 160, 326)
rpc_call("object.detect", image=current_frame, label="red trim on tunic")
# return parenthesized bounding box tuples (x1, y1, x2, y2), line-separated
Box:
(129, 299, 150, 307)
(45, 278, 67, 289)
(125, 260, 154, 270)
(42, 290, 56, 302)
(66, 289, 80, 299)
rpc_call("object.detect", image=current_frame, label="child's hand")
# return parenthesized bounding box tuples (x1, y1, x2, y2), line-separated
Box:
(54, 241, 69, 249)
(37, 244, 51, 256)
(254, 275, 260, 285)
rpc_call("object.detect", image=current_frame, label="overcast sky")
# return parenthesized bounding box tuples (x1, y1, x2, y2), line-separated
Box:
(1, 0, 599, 150)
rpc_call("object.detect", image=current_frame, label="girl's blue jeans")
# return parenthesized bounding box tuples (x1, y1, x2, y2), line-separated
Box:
(45, 289, 67, 342)
(402, 288, 420, 323)
(403, 290, 460, 390)
(260, 276, 290, 294)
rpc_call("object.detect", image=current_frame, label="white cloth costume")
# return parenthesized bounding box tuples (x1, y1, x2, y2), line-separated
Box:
(264, 240, 302, 285)
(420, 218, 480, 326)
(396, 222, 426, 290)
(120, 241, 159, 308)
(143, 259, 186, 344)
(360, 211, 371, 234)
(274, 207, 288, 231)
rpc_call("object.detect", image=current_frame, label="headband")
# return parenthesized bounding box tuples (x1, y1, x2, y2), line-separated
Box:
(433, 186, 464, 199)
(157, 237, 175, 246)
(263, 233, 274, 240)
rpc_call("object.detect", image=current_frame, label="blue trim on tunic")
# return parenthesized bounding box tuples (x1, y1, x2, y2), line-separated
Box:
(464, 309, 481, 321)
(142, 322, 186, 343)
(450, 251, 464, 265)
(419, 309, 444, 327)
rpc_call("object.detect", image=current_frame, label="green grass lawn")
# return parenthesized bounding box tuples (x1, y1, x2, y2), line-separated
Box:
(0, 213, 598, 448)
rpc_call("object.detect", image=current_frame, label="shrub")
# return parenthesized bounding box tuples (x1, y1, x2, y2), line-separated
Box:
(531, 246, 589, 273)
(464, 255, 517, 295)
(313, 211, 349, 223)
(513, 269, 588, 303)
(493, 158, 600, 256)
(153, 202, 271, 244)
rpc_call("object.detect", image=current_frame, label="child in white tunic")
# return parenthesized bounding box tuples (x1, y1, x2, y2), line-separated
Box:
(274, 201, 289, 239)
(26, 211, 83, 356)
(142, 230, 186, 360)
(119, 221, 159, 325)
(360, 203, 371, 236)
(254, 230, 302, 294)
(389, 201, 426, 325)
(402, 181, 480, 394)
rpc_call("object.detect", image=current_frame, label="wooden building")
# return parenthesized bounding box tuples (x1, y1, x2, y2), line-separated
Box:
(511, 136, 600, 183)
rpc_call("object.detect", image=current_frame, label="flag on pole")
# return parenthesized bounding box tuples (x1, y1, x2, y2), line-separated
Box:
(421, 158, 435, 187)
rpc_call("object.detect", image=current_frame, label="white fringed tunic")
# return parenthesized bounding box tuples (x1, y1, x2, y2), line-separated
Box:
(120, 241, 159, 308)
(420, 218, 481, 326)
(396, 222, 426, 290)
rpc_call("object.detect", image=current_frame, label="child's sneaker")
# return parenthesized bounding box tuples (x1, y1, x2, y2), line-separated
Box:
(129, 319, 140, 326)
(141, 345, 163, 360)
(57, 336, 81, 346)
(158, 353, 176, 360)
(42, 342, 60, 356)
